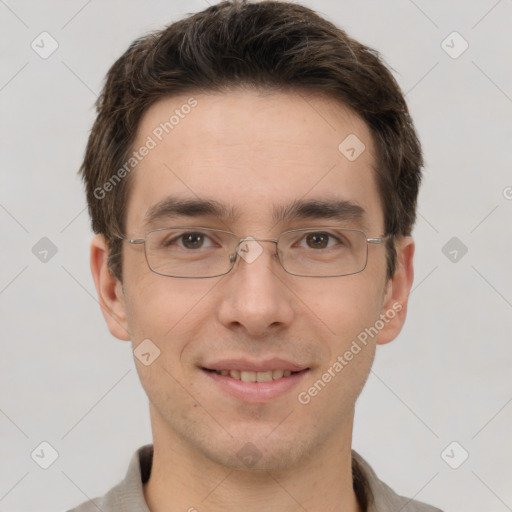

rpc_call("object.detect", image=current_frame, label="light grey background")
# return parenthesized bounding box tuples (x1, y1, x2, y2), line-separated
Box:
(1, 1, 511, 511)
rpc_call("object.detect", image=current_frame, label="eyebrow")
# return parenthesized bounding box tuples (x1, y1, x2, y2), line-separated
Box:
(143, 196, 367, 229)
(273, 198, 366, 226)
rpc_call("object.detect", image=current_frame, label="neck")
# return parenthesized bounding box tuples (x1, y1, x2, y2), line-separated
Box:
(143, 409, 363, 512)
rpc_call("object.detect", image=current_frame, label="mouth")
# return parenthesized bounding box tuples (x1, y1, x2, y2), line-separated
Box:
(202, 368, 307, 382)
(200, 363, 310, 403)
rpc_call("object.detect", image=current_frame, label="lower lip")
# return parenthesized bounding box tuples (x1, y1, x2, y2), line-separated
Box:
(202, 369, 309, 403)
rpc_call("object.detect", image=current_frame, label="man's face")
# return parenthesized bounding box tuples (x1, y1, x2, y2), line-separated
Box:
(113, 90, 402, 471)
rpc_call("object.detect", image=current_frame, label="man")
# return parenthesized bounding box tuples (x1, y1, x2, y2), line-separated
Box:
(70, 1, 443, 511)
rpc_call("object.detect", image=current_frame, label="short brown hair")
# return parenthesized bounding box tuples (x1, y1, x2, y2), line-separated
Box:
(80, 0, 423, 281)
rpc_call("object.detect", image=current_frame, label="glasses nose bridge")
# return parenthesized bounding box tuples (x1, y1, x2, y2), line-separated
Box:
(238, 236, 279, 245)
(229, 236, 281, 267)
(234, 236, 279, 254)
(235, 236, 280, 255)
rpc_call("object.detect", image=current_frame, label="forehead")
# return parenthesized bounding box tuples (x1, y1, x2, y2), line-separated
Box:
(126, 89, 383, 234)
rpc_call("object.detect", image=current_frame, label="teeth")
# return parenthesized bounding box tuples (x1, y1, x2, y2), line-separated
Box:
(272, 369, 284, 380)
(256, 371, 273, 382)
(213, 369, 299, 381)
(240, 371, 257, 382)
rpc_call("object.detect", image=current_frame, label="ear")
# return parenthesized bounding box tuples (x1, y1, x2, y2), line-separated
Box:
(376, 236, 415, 346)
(90, 234, 131, 341)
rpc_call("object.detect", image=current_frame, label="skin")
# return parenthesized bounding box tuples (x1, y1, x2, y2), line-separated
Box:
(90, 89, 414, 512)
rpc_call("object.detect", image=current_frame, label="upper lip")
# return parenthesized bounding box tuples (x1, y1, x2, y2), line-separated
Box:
(202, 358, 309, 372)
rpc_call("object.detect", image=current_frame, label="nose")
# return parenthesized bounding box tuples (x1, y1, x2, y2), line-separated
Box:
(216, 239, 295, 337)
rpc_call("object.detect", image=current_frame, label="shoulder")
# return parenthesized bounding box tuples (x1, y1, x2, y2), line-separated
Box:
(65, 483, 130, 512)
(65, 444, 153, 512)
(352, 450, 444, 512)
(66, 496, 105, 512)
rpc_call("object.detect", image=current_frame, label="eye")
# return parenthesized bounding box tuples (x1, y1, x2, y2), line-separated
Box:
(163, 231, 215, 250)
(302, 231, 340, 249)
(181, 232, 209, 249)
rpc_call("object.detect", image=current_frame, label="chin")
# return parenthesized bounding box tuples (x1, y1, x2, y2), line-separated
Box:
(196, 426, 317, 473)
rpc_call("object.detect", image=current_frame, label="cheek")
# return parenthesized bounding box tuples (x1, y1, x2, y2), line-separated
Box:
(123, 274, 184, 352)
(122, 277, 210, 403)
(122, 270, 226, 381)
(300, 274, 385, 343)
(122, 247, 211, 337)
(295, 278, 383, 416)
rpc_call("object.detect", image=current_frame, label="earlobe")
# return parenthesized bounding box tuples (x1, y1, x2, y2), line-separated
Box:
(90, 234, 131, 341)
(376, 237, 415, 346)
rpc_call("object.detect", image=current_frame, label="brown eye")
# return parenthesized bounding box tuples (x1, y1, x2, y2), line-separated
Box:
(305, 232, 330, 249)
(181, 232, 205, 249)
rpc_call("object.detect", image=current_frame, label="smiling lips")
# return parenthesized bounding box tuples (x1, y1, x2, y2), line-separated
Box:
(202, 358, 310, 401)
(203, 358, 308, 380)
(202, 360, 310, 402)
(208, 368, 295, 382)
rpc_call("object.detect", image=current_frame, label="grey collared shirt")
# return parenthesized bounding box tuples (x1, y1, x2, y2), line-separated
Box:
(66, 445, 443, 512)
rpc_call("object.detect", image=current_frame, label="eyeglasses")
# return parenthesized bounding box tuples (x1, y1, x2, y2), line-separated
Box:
(120, 227, 390, 278)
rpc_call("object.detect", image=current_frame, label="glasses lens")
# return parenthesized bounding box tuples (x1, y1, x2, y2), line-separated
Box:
(278, 228, 368, 277)
(142, 227, 370, 278)
(145, 228, 237, 277)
